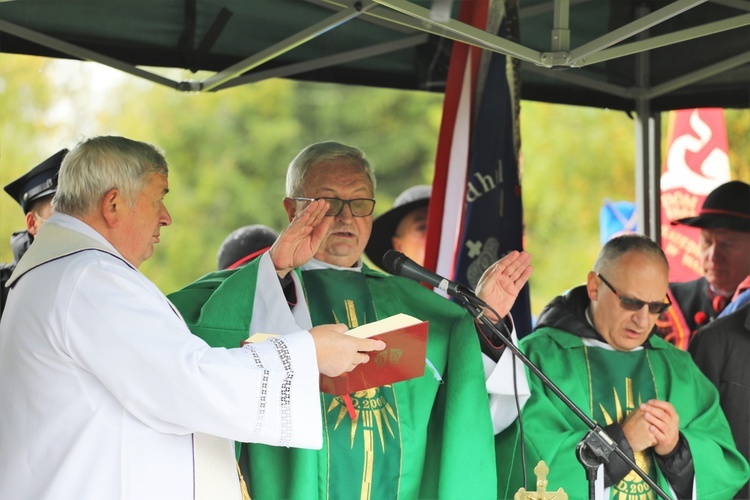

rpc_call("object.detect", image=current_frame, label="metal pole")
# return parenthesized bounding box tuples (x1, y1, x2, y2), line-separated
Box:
(633, 5, 662, 243)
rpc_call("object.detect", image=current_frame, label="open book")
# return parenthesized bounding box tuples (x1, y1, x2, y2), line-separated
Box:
(244, 313, 429, 396)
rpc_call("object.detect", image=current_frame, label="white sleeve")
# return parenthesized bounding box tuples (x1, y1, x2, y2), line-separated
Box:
(64, 258, 323, 449)
(249, 252, 313, 334)
(482, 315, 531, 434)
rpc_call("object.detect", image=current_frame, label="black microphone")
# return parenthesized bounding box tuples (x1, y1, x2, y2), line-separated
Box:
(382, 250, 481, 303)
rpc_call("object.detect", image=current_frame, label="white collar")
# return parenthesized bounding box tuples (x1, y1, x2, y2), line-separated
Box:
(48, 212, 122, 257)
(301, 257, 363, 272)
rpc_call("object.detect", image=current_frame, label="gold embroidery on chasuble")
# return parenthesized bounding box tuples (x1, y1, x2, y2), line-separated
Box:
(302, 270, 402, 500)
(584, 346, 658, 500)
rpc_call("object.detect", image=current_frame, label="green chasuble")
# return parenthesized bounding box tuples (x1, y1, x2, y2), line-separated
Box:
(168, 258, 498, 500)
(495, 328, 750, 500)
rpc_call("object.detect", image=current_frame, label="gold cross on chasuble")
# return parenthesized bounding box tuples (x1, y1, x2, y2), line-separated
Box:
(302, 269, 402, 500)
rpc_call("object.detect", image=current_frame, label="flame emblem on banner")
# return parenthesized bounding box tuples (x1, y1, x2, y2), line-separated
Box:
(661, 110, 730, 195)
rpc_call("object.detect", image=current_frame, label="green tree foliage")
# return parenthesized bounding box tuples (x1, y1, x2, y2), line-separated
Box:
(0, 56, 64, 246)
(725, 109, 750, 181)
(520, 102, 639, 313)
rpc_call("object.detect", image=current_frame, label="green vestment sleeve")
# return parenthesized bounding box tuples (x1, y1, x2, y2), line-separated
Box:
(168, 261, 264, 344)
(495, 328, 750, 500)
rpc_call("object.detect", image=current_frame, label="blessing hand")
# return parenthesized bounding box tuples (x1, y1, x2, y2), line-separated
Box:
(474, 250, 532, 322)
(270, 199, 331, 278)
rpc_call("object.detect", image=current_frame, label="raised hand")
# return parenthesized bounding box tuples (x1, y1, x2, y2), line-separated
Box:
(270, 199, 331, 278)
(640, 400, 680, 455)
(474, 250, 532, 321)
(309, 324, 386, 377)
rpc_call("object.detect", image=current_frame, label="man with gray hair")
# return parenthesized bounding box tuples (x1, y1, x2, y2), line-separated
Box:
(0, 136, 383, 500)
(496, 234, 748, 498)
(171, 140, 532, 499)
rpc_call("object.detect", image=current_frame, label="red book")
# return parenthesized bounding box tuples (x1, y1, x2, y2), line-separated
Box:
(243, 314, 429, 396)
(319, 314, 429, 396)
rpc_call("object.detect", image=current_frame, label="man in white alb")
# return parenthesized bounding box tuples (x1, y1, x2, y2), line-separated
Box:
(0, 136, 384, 500)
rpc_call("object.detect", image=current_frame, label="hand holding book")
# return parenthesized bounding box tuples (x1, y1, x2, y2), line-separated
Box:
(243, 324, 385, 378)
(310, 324, 386, 377)
(245, 313, 429, 395)
(319, 313, 429, 396)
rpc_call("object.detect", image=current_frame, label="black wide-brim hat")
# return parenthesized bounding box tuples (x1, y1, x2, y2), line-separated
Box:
(3, 149, 68, 213)
(365, 185, 431, 271)
(672, 180, 750, 232)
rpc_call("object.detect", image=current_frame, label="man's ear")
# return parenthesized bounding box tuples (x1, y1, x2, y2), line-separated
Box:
(586, 271, 599, 301)
(282, 197, 297, 223)
(101, 188, 121, 227)
(25, 211, 39, 236)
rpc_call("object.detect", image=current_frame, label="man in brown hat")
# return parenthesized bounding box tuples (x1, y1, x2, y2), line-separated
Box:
(364, 184, 430, 270)
(659, 180, 750, 347)
(1, 149, 67, 316)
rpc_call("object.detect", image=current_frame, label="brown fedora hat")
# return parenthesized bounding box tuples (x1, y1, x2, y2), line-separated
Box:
(672, 180, 750, 232)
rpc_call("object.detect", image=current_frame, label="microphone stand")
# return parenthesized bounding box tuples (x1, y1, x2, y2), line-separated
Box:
(452, 290, 670, 500)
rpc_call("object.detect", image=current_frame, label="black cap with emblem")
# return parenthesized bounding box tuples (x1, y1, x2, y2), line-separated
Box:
(3, 149, 68, 214)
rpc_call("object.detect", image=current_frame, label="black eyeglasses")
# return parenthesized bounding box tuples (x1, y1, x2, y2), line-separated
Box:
(597, 273, 671, 315)
(292, 197, 376, 217)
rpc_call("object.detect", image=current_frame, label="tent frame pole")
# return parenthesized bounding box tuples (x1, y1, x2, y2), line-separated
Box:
(634, 4, 662, 244)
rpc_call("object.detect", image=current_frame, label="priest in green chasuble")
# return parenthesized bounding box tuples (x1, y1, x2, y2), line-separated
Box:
(495, 234, 749, 499)
(169, 141, 533, 500)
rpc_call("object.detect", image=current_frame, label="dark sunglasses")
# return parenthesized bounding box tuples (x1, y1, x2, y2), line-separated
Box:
(597, 273, 671, 315)
(292, 197, 375, 217)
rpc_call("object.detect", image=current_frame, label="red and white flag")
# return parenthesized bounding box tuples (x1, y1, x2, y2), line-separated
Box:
(424, 0, 484, 283)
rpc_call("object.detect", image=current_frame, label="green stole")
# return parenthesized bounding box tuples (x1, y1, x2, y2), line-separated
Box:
(584, 345, 658, 499)
(302, 269, 402, 500)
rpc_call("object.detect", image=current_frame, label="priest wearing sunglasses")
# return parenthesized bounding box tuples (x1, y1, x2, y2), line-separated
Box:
(496, 233, 748, 499)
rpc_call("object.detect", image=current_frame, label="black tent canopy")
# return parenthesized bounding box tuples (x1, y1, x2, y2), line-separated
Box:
(1, 0, 748, 111)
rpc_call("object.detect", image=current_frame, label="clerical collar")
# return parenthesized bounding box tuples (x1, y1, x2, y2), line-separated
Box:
(583, 306, 644, 352)
(301, 257, 362, 272)
(49, 212, 122, 258)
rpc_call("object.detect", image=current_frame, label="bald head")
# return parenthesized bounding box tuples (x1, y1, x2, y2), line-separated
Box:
(593, 234, 669, 276)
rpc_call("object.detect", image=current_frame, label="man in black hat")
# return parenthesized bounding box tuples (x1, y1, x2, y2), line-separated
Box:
(658, 180, 750, 347)
(364, 184, 430, 270)
(1, 149, 67, 316)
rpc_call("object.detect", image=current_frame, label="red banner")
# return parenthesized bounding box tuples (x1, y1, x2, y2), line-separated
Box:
(660, 108, 731, 283)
